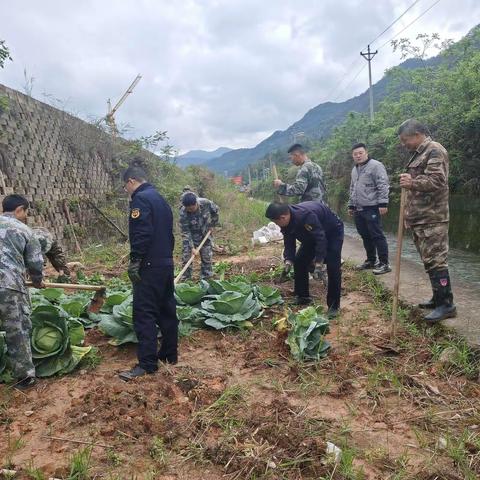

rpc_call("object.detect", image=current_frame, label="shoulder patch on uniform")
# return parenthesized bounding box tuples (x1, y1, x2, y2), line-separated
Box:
(131, 208, 140, 219)
(304, 224, 313, 232)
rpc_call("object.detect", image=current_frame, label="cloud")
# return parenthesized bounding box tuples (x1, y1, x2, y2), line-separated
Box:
(1, 0, 479, 152)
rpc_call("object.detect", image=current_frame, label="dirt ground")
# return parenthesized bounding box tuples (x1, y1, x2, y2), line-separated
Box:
(1, 244, 480, 480)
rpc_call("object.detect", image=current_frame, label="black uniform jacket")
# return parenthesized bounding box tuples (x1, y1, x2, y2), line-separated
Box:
(129, 183, 174, 267)
(281, 201, 343, 263)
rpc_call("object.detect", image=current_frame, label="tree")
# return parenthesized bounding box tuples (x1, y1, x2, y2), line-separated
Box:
(0, 40, 12, 68)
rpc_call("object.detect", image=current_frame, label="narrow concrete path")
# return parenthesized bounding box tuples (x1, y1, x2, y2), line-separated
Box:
(342, 233, 480, 346)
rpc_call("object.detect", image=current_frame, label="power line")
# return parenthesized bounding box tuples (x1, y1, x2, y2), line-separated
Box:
(323, 0, 422, 103)
(367, 0, 422, 48)
(332, 64, 366, 102)
(378, 0, 443, 50)
(329, 0, 442, 103)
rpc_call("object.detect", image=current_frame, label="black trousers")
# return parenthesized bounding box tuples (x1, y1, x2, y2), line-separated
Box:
(132, 265, 178, 372)
(354, 208, 389, 264)
(293, 223, 344, 310)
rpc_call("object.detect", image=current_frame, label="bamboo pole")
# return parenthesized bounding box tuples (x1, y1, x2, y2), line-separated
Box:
(174, 230, 212, 284)
(391, 188, 407, 338)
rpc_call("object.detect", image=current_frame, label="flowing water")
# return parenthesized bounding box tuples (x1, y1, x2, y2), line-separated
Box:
(336, 194, 480, 287)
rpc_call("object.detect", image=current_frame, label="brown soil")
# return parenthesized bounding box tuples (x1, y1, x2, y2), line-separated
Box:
(1, 244, 480, 480)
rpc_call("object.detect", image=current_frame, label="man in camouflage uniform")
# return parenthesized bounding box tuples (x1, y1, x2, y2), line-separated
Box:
(398, 119, 456, 322)
(0, 194, 44, 388)
(180, 192, 219, 280)
(273, 144, 326, 202)
(32, 227, 71, 280)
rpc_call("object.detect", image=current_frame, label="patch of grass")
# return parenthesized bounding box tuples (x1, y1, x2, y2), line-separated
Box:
(3, 435, 25, 469)
(106, 449, 123, 467)
(67, 446, 92, 480)
(430, 336, 478, 378)
(196, 384, 247, 432)
(25, 460, 47, 480)
(149, 436, 168, 465)
(80, 346, 102, 370)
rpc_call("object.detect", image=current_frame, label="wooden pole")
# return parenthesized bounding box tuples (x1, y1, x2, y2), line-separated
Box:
(272, 164, 279, 180)
(391, 188, 407, 338)
(62, 199, 83, 258)
(87, 200, 128, 240)
(174, 230, 212, 284)
(26, 281, 106, 291)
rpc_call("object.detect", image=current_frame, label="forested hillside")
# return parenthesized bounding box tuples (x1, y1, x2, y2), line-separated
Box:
(252, 25, 480, 205)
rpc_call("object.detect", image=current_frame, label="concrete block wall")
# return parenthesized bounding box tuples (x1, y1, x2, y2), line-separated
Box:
(0, 83, 118, 246)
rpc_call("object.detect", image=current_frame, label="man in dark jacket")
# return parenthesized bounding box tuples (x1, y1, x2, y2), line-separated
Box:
(119, 166, 178, 380)
(348, 143, 391, 275)
(266, 201, 344, 318)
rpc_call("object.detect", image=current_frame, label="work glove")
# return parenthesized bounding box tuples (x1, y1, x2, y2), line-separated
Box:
(128, 259, 142, 284)
(56, 271, 71, 283)
(31, 276, 45, 289)
(312, 263, 326, 282)
(283, 261, 293, 274)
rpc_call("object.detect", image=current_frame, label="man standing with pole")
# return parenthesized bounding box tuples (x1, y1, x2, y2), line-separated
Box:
(119, 165, 178, 381)
(398, 119, 456, 323)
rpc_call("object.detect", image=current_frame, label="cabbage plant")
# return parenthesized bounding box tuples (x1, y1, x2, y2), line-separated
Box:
(175, 280, 209, 305)
(201, 292, 262, 329)
(255, 285, 283, 307)
(286, 306, 330, 361)
(30, 305, 91, 377)
(98, 296, 138, 345)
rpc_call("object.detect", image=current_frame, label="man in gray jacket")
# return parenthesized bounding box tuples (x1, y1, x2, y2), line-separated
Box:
(348, 143, 391, 275)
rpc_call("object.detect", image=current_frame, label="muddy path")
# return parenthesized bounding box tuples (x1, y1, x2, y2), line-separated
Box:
(1, 244, 480, 480)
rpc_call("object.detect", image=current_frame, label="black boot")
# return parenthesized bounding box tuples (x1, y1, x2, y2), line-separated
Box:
(418, 272, 436, 309)
(424, 269, 457, 323)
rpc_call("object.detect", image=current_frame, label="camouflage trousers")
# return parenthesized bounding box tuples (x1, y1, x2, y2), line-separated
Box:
(182, 235, 213, 280)
(411, 222, 449, 273)
(0, 289, 35, 378)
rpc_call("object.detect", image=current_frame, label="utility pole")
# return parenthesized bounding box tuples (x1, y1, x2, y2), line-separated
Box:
(248, 165, 252, 186)
(360, 45, 377, 121)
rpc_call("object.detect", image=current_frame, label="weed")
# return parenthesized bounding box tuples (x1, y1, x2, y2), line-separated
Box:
(25, 460, 46, 480)
(80, 346, 102, 370)
(106, 449, 123, 467)
(3, 435, 25, 468)
(196, 384, 246, 432)
(67, 446, 92, 480)
(149, 436, 168, 465)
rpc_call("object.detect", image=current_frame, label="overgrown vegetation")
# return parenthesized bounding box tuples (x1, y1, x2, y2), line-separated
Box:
(250, 27, 480, 206)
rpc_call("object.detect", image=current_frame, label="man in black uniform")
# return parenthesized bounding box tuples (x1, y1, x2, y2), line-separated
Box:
(119, 166, 178, 381)
(266, 201, 344, 318)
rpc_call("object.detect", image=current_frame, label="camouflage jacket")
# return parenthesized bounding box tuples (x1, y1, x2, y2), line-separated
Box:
(0, 213, 44, 293)
(277, 159, 325, 202)
(32, 227, 70, 274)
(404, 137, 449, 227)
(180, 198, 219, 242)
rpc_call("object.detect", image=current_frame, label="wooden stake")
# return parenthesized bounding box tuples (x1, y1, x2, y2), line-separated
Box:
(174, 230, 212, 284)
(272, 164, 279, 180)
(391, 188, 407, 338)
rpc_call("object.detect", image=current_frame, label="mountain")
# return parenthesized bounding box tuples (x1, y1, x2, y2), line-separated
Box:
(203, 56, 440, 174)
(177, 147, 232, 168)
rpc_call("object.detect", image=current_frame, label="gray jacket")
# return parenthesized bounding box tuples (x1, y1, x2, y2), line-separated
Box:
(348, 159, 389, 210)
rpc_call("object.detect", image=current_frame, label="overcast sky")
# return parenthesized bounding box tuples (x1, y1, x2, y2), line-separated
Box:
(1, 0, 479, 153)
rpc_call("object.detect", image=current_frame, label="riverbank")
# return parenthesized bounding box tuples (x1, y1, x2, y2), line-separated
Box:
(343, 230, 480, 347)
